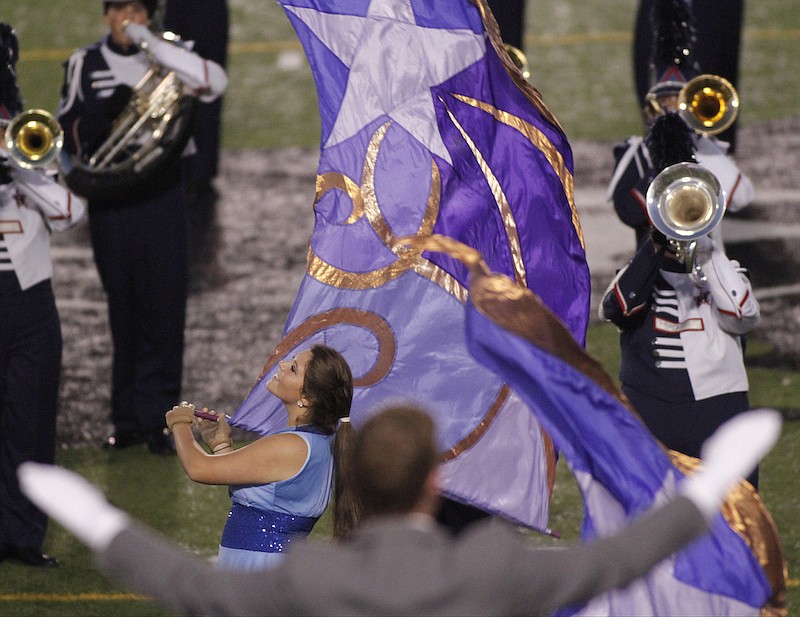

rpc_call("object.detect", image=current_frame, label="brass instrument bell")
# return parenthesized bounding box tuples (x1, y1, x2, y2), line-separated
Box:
(646, 162, 725, 273)
(504, 44, 530, 80)
(4, 109, 64, 169)
(677, 74, 739, 136)
(5, 109, 64, 169)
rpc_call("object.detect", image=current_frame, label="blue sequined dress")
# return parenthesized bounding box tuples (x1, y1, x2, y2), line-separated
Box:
(216, 425, 334, 570)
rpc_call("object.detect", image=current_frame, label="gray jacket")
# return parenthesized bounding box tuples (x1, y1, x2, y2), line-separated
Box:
(97, 496, 707, 616)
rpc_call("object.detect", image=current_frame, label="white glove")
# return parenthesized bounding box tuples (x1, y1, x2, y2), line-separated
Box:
(680, 408, 782, 519)
(693, 233, 714, 257)
(124, 22, 160, 49)
(124, 23, 227, 99)
(18, 463, 130, 552)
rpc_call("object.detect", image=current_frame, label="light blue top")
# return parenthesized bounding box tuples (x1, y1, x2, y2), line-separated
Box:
(216, 426, 334, 571)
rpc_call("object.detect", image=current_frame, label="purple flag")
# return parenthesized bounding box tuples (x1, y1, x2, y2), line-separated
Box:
(422, 237, 782, 615)
(232, 0, 590, 530)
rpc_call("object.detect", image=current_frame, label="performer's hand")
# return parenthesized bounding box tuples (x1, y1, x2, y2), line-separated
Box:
(681, 409, 781, 519)
(692, 234, 716, 268)
(122, 23, 228, 97)
(166, 402, 196, 432)
(123, 22, 159, 50)
(198, 412, 232, 453)
(18, 463, 130, 551)
(650, 228, 678, 259)
(694, 234, 714, 254)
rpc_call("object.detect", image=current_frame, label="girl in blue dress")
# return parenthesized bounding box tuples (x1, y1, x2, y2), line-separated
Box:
(166, 344, 357, 570)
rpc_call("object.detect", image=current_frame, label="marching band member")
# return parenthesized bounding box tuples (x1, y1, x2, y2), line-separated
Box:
(0, 22, 85, 567)
(608, 0, 753, 249)
(600, 112, 761, 487)
(56, 0, 227, 455)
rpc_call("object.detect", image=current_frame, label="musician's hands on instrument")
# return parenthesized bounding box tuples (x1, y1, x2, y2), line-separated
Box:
(124, 22, 227, 97)
(166, 401, 196, 432)
(694, 234, 714, 254)
(650, 227, 679, 260)
(123, 22, 159, 50)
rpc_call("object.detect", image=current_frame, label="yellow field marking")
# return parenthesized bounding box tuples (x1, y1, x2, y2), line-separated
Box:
(0, 592, 147, 602)
(17, 28, 800, 63)
(788, 578, 800, 588)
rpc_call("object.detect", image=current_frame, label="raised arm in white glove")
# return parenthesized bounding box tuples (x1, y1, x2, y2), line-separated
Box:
(17, 409, 781, 557)
(124, 23, 227, 101)
(680, 408, 781, 519)
(17, 463, 130, 552)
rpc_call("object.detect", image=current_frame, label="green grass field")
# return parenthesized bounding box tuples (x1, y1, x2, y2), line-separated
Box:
(2, 0, 799, 615)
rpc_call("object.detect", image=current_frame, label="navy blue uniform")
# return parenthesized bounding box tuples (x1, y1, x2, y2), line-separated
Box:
(58, 31, 225, 450)
(164, 0, 229, 186)
(0, 161, 85, 559)
(600, 235, 760, 485)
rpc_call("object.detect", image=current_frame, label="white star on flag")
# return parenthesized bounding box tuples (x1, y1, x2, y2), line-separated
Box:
(283, 0, 486, 164)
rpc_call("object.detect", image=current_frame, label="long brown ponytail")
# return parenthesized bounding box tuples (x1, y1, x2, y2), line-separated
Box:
(332, 418, 360, 540)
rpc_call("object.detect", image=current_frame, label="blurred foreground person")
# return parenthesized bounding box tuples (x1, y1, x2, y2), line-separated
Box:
(18, 405, 781, 616)
(0, 23, 85, 567)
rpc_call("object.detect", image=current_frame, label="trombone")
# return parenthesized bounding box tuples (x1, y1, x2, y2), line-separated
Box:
(645, 162, 726, 279)
(677, 74, 739, 136)
(3, 109, 64, 169)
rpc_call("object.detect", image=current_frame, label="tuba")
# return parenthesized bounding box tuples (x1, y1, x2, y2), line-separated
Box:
(4, 109, 63, 169)
(646, 162, 725, 276)
(677, 74, 739, 136)
(60, 31, 196, 202)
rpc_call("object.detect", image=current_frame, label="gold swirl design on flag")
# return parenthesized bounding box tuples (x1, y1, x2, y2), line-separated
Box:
(256, 308, 396, 388)
(307, 126, 513, 459)
(442, 101, 527, 288)
(309, 121, 466, 302)
(315, 173, 364, 224)
(669, 450, 788, 613)
(451, 94, 585, 250)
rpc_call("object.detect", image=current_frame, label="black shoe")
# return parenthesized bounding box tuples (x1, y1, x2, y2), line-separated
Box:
(146, 428, 176, 455)
(2, 547, 59, 568)
(103, 430, 145, 450)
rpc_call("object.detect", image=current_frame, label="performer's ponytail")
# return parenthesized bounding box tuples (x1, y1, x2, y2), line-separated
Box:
(301, 344, 360, 539)
(332, 417, 361, 540)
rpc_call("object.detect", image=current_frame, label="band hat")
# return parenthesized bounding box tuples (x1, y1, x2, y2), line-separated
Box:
(102, 0, 158, 18)
(0, 22, 23, 124)
(645, 0, 701, 100)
